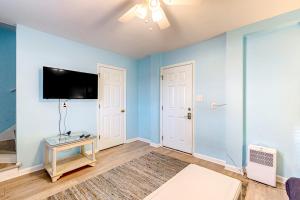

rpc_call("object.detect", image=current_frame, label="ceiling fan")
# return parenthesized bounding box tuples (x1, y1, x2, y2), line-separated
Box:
(118, 0, 194, 30)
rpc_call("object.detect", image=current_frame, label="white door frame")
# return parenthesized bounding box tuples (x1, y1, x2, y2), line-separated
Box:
(96, 63, 127, 151)
(160, 61, 196, 154)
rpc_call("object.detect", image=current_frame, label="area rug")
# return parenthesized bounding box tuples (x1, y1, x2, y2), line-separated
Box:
(47, 152, 189, 200)
(47, 152, 247, 200)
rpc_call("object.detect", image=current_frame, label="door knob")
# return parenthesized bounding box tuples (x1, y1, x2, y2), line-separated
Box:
(185, 113, 192, 120)
(121, 109, 125, 113)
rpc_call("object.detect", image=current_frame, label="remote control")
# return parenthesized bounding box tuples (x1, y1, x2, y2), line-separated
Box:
(84, 134, 91, 138)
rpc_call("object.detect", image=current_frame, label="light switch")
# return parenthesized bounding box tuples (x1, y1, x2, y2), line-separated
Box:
(196, 95, 204, 102)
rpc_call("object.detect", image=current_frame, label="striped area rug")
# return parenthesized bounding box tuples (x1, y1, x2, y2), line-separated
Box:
(47, 152, 189, 200)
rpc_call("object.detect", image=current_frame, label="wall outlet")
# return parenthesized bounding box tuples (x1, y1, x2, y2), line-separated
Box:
(61, 101, 68, 109)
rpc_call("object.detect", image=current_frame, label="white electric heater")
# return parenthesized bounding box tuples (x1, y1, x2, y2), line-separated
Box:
(246, 144, 277, 187)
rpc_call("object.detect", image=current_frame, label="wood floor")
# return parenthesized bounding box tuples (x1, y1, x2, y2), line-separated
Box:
(0, 141, 288, 200)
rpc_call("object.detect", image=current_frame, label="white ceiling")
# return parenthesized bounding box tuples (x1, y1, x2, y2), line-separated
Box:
(0, 0, 300, 58)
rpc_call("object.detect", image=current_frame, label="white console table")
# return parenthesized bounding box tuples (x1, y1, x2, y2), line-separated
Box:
(44, 134, 96, 182)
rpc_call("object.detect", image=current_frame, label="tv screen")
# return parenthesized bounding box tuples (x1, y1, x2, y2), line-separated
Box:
(43, 66, 98, 99)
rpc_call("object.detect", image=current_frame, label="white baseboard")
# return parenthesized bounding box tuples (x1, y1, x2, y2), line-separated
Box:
(0, 163, 44, 182)
(125, 138, 139, 143)
(137, 137, 151, 143)
(193, 153, 244, 176)
(136, 138, 161, 148)
(126, 137, 149, 144)
(150, 143, 161, 148)
(193, 153, 226, 166)
(18, 164, 44, 176)
(125, 137, 160, 148)
(224, 164, 244, 175)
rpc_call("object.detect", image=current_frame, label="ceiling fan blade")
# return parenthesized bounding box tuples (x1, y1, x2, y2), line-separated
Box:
(118, 4, 138, 23)
(162, 0, 198, 5)
(157, 8, 170, 30)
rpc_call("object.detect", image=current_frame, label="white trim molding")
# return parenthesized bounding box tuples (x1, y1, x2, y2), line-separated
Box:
(125, 138, 139, 144)
(160, 61, 196, 70)
(150, 143, 161, 148)
(225, 164, 244, 175)
(193, 153, 226, 166)
(0, 164, 43, 183)
(136, 137, 151, 144)
(125, 137, 161, 148)
(18, 164, 44, 176)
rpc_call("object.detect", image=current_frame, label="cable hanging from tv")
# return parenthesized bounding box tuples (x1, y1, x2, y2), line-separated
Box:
(58, 99, 69, 137)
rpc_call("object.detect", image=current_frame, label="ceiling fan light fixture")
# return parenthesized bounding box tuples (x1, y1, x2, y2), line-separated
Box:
(135, 4, 148, 19)
(152, 8, 163, 22)
(149, 0, 160, 10)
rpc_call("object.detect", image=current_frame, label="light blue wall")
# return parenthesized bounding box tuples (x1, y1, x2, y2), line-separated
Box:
(0, 25, 16, 133)
(246, 25, 300, 177)
(15, 8, 300, 178)
(138, 35, 227, 161)
(16, 25, 138, 168)
(225, 8, 300, 173)
(138, 9, 300, 179)
(137, 57, 151, 140)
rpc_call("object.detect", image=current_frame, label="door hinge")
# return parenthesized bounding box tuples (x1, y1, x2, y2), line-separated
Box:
(99, 135, 101, 140)
(98, 104, 100, 109)
(162, 106, 163, 110)
(161, 75, 164, 80)
(162, 136, 164, 141)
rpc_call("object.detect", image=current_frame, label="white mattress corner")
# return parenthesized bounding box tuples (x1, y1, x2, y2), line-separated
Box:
(144, 164, 242, 200)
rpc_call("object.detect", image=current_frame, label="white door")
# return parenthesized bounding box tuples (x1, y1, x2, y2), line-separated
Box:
(98, 66, 126, 150)
(162, 64, 193, 153)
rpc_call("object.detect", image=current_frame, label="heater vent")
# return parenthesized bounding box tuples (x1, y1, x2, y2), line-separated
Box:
(250, 149, 273, 167)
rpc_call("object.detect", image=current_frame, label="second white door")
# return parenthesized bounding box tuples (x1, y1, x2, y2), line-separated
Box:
(161, 64, 193, 153)
(98, 66, 126, 150)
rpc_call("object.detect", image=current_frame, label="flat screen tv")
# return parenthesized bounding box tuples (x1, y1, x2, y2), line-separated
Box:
(43, 66, 98, 99)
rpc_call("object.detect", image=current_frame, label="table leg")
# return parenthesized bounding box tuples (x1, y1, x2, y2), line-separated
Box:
(52, 148, 57, 177)
(44, 145, 49, 167)
(51, 175, 61, 183)
(81, 145, 85, 155)
(88, 140, 96, 167)
(92, 140, 96, 161)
